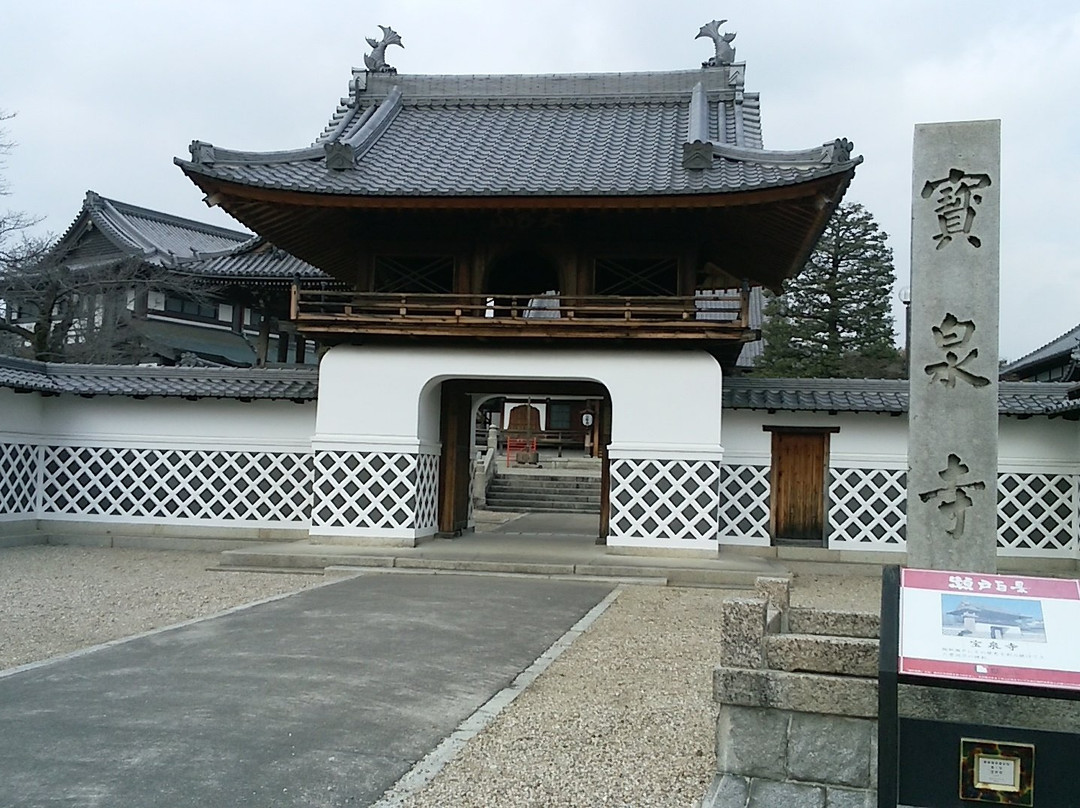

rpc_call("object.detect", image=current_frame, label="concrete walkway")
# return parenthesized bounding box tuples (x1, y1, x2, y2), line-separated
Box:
(219, 512, 790, 587)
(0, 573, 613, 808)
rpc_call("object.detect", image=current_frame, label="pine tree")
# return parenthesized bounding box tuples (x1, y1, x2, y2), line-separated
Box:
(755, 201, 903, 378)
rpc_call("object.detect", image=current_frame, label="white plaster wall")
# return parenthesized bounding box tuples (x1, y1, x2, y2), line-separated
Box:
(317, 345, 723, 459)
(0, 388, 44, 441)
(721, 410, 1079, 474)
(38, 396, 316, 451)
(999, 416, 1080, 473)
(721, 410, 909, 468)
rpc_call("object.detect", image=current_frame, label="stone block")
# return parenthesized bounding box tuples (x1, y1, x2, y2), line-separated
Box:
(700, 773, 750, 808)
(755, 576, 791, 612)
(715, 704, 789, 781)
(714, 667, 878, 718)
(766, 608, 783, 635)
(825, 786, 874, 808)
(714, 666, 768, 707)
(719, 597, 768, 669)
(747, 779, 825, 808)
(869, 724, 877, 788)
(787, 607, 880, 639)
(764, 634, 879, 677)
(787, 713, 874, 788)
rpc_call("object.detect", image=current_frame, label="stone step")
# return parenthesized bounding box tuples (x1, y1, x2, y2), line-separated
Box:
(488, 477, 600, 488)
(217, 549, 765, 589)
(764, 633, 879, 678)
(484, 501, 600, 513)
(786, 607, 880, 639)
(486, 490, 601, 502)
(489, 478, 601, 490)
(488, 482, 600, 495)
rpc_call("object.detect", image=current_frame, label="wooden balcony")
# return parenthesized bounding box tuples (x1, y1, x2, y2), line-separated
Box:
(290, 285, 757, 345)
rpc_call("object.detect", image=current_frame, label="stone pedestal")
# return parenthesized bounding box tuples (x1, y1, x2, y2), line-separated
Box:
(705, 578, 879, 808)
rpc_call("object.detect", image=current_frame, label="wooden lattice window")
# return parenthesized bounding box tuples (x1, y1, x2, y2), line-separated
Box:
(594, 257, 678, 296)
(373, 256, 455, 293)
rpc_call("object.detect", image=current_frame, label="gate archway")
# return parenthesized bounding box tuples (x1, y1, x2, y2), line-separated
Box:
(312, 344, 724, 552)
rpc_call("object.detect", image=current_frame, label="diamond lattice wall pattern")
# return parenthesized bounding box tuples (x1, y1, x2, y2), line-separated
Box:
(997, 472, 1076, 554)
(38, 446, 312, 524)
(312, 450, 439, 531)
(0, 443, 38, 518)
(829, 468, 908, 547)
(608, 458, 721, 542)
(717, 464, 770, 541)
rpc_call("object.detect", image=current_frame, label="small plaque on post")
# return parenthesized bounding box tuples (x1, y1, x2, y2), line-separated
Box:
(960, 739, 1034, 805)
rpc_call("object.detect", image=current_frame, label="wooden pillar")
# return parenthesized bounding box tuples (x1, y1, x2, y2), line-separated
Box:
(438, 381, 472, 536)
(597, 395, 613, 543)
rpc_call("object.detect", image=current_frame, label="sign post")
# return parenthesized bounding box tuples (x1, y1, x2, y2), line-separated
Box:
(879, 566, 1080, 807)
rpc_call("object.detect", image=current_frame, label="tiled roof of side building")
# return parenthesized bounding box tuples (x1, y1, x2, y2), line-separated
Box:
(1000, 323, 1080, 376)
(723, 377, 1077, 417)
(177, 67, 860, 199)
(0, 356, 318, 401)
(57, 191, 250, 267)
(178, 237, 329, 280)
(53, 192, 326, 281)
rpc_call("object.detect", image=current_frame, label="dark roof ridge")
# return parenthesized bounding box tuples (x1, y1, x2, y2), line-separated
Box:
(1001, 323, 1080, 372)
(0, 354, 315, 380)
(0, 355, 319, 400)
(354, 67, 745, 97)
(725, 377, 906, 391)
(88, 192, 249, 242)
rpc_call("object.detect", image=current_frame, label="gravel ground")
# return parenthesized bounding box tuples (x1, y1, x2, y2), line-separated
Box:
(0, 545, 881, 806)
(396, 577, 881, 808)
(0, 545, 322, 670)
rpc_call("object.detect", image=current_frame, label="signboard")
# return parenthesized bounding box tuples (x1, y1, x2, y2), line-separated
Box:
(899, 568, 1080, 691)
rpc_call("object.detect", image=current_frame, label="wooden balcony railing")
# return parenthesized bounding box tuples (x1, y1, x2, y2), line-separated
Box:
(289, 285, 754, 342)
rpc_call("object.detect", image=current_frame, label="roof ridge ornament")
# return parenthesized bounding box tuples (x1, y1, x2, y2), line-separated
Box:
(697, 19, 736, 67)
(364, 25, 403, 74)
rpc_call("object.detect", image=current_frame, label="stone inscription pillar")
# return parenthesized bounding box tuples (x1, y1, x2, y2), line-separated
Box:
(907, 120, 1000, 573)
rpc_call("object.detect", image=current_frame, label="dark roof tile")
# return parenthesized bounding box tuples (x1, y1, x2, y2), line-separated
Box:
(723, 378, 1074, 417)
(0, 356, 317, 401)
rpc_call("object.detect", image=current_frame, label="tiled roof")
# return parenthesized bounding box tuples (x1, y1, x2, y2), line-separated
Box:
(1000, 323, 1080, 376)
(0, 356, 317, 400)
(54, 192, 326, 281)
(179, 237, 329, 280)
(723, 378, 1076, 417)
(58, 191, 249, 267)
(178, 68, 859, 199)
(2, 355, 1070, 416)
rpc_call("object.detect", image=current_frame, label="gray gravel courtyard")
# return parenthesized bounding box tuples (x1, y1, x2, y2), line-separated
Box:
(0, 544, 881, 806)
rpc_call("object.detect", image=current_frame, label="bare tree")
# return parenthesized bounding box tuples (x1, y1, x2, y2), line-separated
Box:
(0, 110, 41, 263)
(0, 111, 218, 363)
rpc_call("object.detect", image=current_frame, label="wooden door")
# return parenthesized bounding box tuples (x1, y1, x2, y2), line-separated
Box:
(770, 430, 829, 543)
(438, 382, 472, 536)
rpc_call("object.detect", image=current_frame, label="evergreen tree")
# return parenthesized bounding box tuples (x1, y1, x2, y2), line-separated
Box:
(755, 202, 903, 378)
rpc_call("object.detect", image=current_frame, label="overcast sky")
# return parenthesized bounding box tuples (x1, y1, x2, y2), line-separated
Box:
(2, 1, 1078, 362)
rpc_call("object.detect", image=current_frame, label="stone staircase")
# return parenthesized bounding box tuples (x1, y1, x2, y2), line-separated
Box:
(704, 577, 880, 808)
(485, 472, 601, 513)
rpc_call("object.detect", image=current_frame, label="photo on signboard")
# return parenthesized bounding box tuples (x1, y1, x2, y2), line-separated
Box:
(939, 594, 1046, 643)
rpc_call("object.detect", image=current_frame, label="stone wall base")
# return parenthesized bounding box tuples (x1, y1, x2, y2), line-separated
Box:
(703, 773, 873, 808)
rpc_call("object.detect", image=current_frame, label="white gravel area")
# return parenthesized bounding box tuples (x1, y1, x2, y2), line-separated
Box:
(0, 545, 882, 806)
(0, 545, 321, 670)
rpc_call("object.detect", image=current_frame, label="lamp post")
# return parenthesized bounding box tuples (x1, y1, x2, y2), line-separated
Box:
(898, 286, 912, 378)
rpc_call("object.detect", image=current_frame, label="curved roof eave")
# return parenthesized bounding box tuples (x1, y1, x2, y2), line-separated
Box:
(175, 155, 860, 208)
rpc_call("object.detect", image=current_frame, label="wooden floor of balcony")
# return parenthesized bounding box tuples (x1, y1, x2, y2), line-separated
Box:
(291, 290, 756, 343)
